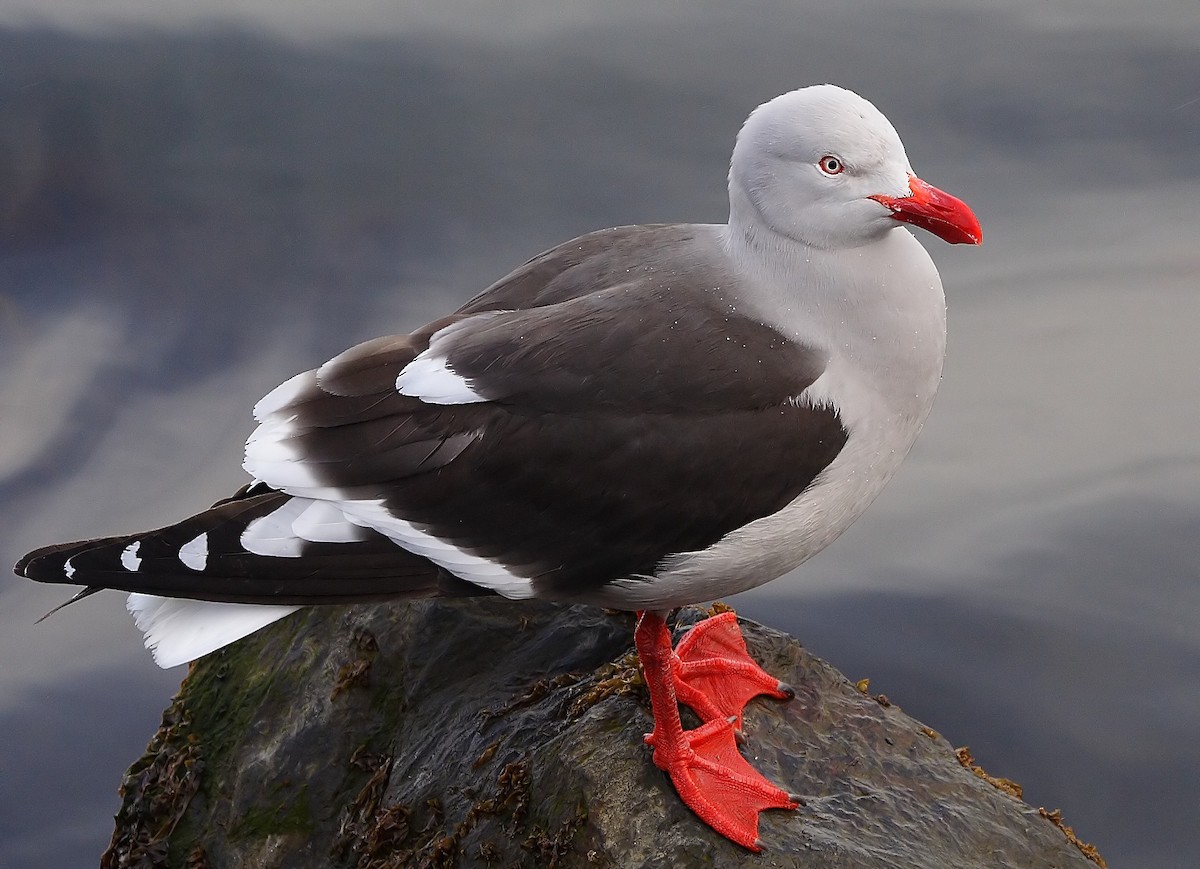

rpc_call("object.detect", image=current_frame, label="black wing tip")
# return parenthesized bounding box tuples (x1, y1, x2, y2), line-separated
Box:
(14, 537, 121, 584)
(13, 553, 32, 578)
(14, 545, 61, 582)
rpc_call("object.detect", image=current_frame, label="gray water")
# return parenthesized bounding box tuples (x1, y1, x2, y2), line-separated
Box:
(1, 2, 1197, 865)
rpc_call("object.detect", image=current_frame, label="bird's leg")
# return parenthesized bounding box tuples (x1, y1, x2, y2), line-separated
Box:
(634, 610, 798, 851)
(670, 610, 795, 730)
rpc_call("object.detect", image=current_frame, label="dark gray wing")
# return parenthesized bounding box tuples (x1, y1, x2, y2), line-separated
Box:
(18, 225, 848, 605)
(250, 225, 848, 599)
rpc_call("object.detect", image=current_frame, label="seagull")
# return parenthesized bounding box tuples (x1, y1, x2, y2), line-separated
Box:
(16, 84, 980, 851)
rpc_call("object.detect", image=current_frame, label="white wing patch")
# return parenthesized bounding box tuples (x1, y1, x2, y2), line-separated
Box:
(338, 499, 533, 599)
(395, 352, 485, 404)
(241, 455, 325, 490)
(244, 416, 302, 464)
(240, 498, 310, 557)
(127, 594, 300, 668)
(253, 369, 314, 420)
(121, 541, 142, 572)
(244, 406, 324, 492)
(292, 499, 372, 543)
(243, 413, 323, 490)
(240, 497, 372, 557)
(240, 330, 522, 597)
(178, 533, 208, 571)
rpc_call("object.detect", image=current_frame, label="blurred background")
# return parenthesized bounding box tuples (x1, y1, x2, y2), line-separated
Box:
(1, 1, 1197, 865)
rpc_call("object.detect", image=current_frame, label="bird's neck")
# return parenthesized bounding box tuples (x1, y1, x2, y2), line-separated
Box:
(719, 203, 948, 428)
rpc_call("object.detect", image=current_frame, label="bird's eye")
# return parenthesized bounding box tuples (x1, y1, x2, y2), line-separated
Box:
(818, 155, 844, 175)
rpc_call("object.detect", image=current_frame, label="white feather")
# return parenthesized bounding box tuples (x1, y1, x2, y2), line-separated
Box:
(338, 498, 532, 598)
(244, 419, 300, 463)
(253, 370, 314, 420)
(240, 457, 324, 490)
(291, 499, 371, 543)
(243, 415, 320, 490)
(395, 352, 485, 404)
(178, 533, 208, 571)
(240, 497, 311, 557)
(121, 541, 142, 572)
(127, 594, 300, 669)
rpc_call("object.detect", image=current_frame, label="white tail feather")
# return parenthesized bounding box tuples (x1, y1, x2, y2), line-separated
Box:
(127, 594, 300, 668)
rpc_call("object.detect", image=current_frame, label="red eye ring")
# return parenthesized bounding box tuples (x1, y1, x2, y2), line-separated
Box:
(818, 155, 844, 175)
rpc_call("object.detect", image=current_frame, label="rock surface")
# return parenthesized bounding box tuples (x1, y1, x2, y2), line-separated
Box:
(102, 598, 1103, 868)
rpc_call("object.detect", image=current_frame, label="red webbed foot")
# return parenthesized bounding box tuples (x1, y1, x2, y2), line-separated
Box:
(644, 714, 799, 850)
(672, 610, 795, 729)
(635, 610, 798, 851)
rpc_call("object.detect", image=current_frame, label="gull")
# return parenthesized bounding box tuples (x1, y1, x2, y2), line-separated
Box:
(17, 84, 981, 850)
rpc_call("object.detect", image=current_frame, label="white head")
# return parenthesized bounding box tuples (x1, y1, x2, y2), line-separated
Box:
(729, 84, 980, 250)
